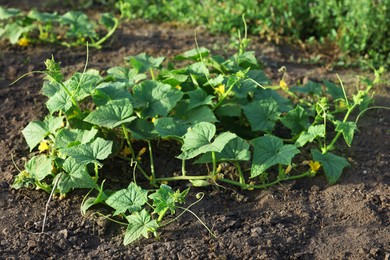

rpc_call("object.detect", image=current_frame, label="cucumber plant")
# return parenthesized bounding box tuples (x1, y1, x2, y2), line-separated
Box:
(12, 39, 379, 244)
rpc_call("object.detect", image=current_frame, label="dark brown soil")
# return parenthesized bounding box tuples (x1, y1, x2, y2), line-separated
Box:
(0, 3, 389, 260)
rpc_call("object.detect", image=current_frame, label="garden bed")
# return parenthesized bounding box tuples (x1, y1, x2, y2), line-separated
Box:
(0, 3, 389, 259)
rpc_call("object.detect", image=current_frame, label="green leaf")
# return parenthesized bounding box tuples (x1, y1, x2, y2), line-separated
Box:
(45, 87, 73, 114)
(291, 81, 322, 96)
(196, 136, 250, 163)
(154, 118, 189, 139)
(106, 67, 145, 86)
(126, 118, 158, 140)
(280, 105, 310, 135)
(132, 80, 183, 118)
(324, 80, 344, 100)
(243, 98, 280, 132)
(175, 47, 210, 61)
(215, 103, 242, 117)
(126, 53, 164, 73)
(187, 88, 214, 111)
(124, 209, 158, 245)
(25, 155, 53, 181)
(251, 135, 300, 178)
(335, 121, 357, 147)
(186, 62, 210, 77)
(178, 122, 236, 160)
(27, 9, 58, 22)
(84, 99, 136, 128)
(57, 157, 98, 194)
(54, 128, 98, 149)
(105, 182, 148, 216)
(92, 82, 133, 106)
(81, 181, 108, 214)
(61, 11, 96, 39)
(0, 7, 21, 19)
(99, 12, 116, 28)
(252, 89, 293, 112)
(3, 23, 35, 44)
(158, 69, 188, 86)
(65, 71, 101, 101)
(241, 70, 269, 89)
(22, 115, 64, 151)
(311, 149, 350, 184)
(148, 184, 176, 216)
(61, 137, 113, 166)
(295, 124, 325, 147)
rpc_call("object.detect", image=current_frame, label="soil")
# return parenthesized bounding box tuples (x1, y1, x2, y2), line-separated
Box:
(0, 2, 389, 260)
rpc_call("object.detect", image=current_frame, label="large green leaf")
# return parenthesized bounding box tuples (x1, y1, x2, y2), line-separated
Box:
(132, 80, 183, 118)
(105, 182, 148, 216)
(106, 67, 145, 86)
(25, 155, 53, 181)
(126, 118, 158, 140)
(280, 105, 310, 135)
(178, 122, 236, 160)
(126, 53, 164, 73)
(61, 137, 113, 166)
(251, 135, 300, 178)
(243, 98, 280, 132)
(334, 121, 357, 147)
(174, 101, 218, 124)
(175, 47, 210, 61)
(311, 149, 350, 184)
(54, 128, 98, 149)
(187, 88, 214, 110)
(0, 7, 21, 19)
(291, 81, 322, 95)
(57, 157, 98, 194)
(148, 184, 176, 216)
(92, 82, 133, 106)
(22, 115, 64, 151)
(196, 136, 250, 163)
(324, 80, 344, 100)
(154, 118, 189, 139)
(65, 71, 101, 101)
(61, 11, 96, 38)
(124, 209, 158, 245)
(295, 124, 325, 147)
(84, 99, 136, 129)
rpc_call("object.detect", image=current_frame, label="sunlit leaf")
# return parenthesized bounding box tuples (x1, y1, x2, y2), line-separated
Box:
(311, 149, 350, 184)
(124, 209, 158, 245)
(243, 98, 280, 132)
(335, 121, 357, 147)
(295, 124, 325, 147)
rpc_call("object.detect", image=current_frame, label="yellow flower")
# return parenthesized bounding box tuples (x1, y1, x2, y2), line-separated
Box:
(120, 146, 132, 156)
(38, 140, 50, 152)
(215, 84, 225, 95)
(151, 117, 156, 123)
(309, 160, 321, 173)
(279, 79, 288, 90)
(136, 147, 147, 161)
(18, 37, 29, 47)
(285, 164, 292, 174)
(175, 85, 182, 90)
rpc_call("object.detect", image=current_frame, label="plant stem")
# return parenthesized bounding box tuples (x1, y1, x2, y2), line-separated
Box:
(157, 208, 168, 222)
(211, 151, 217, 175)
(212, 79, 237, 111)
(149, 68, 155, 80)
(90, 17, 120, 48)
(153, 175, 213, 182)
(219, 170, 311, 189)
(181, 159, 186, 176)
(234, 161, 245, 184)
(121, 124, 149, 180)
(147, 141, 155, 180)
(326, 103, 357, 152)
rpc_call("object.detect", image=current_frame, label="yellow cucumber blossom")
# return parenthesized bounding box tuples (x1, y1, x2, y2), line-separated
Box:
(175, 85, 182, 90)
(309, 160, 321, 173)
(279, 79, 288, 90)
(120, 146, 132, 157)
(18, 37, 29, 47)
(151, 117, 156, 123)
(136, 147, 147, 161)
(38, 140, 50, 152)
(215, 84, 225, 95)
